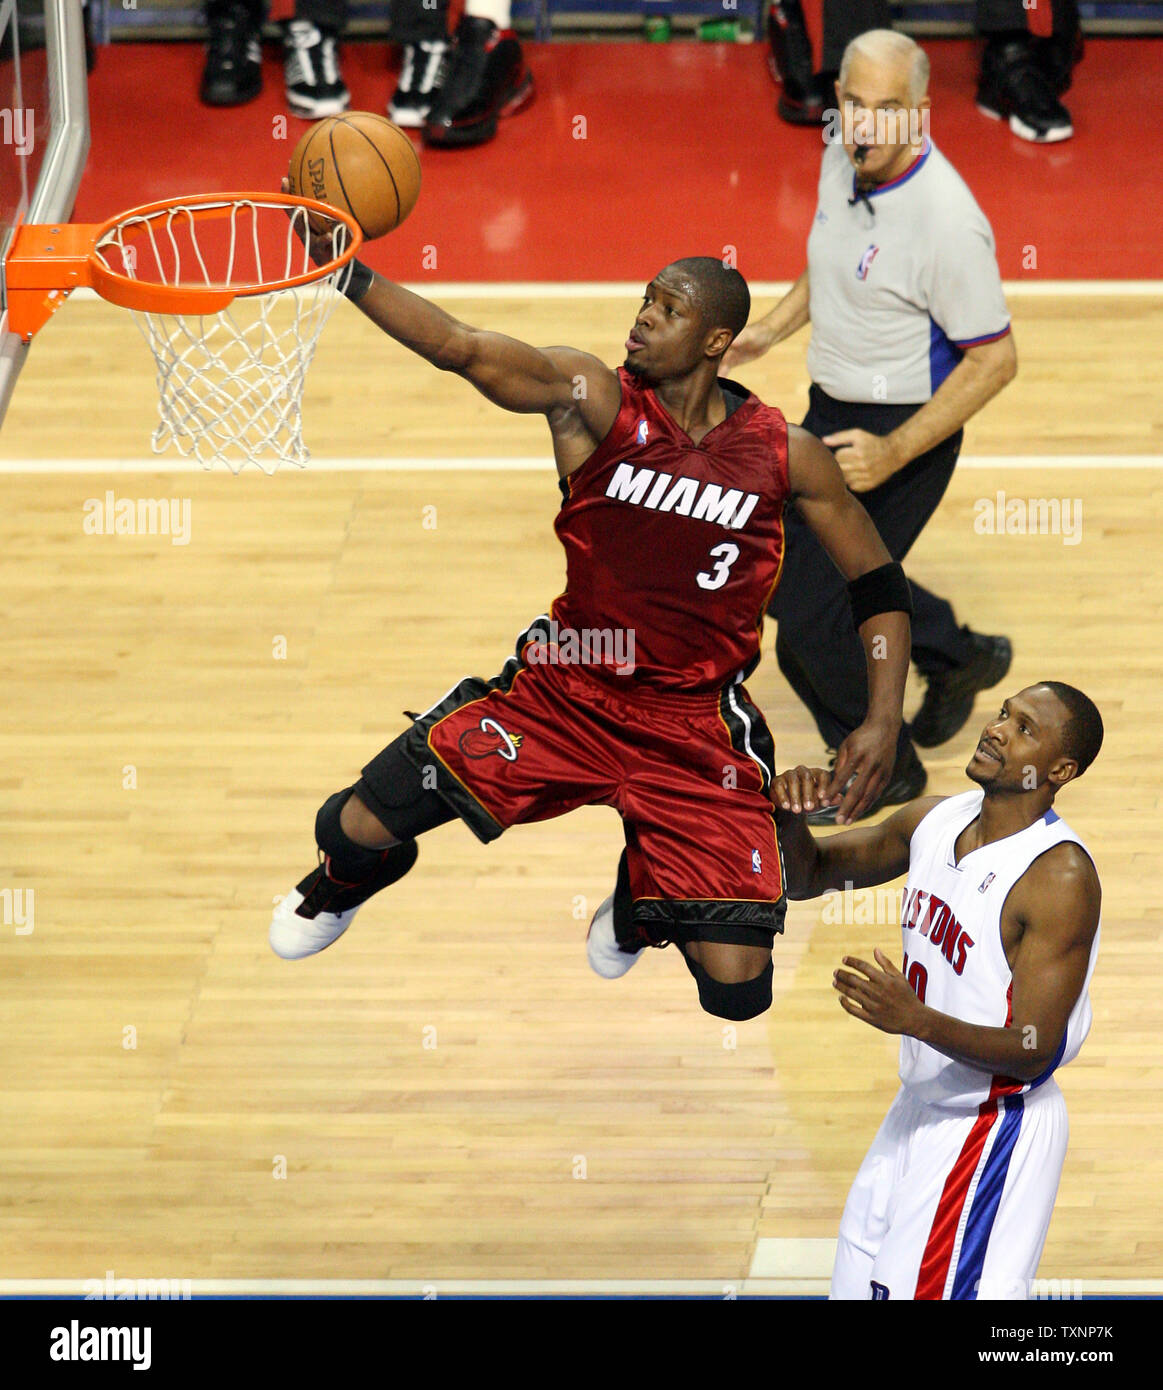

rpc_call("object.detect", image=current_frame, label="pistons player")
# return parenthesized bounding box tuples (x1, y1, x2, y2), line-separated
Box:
(772, 681, 1103, 1296)
(269, 249, 914, 1021)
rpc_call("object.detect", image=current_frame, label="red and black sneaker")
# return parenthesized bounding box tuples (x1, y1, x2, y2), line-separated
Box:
(423, 15, 534, 149)
(767, 0, 831, 126)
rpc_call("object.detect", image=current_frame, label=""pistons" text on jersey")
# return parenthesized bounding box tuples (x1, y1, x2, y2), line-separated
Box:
(901, 886, 975, 976)
(605, 463, 760, 531)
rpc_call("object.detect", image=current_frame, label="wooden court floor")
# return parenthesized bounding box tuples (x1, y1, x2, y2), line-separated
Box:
(0, 291, 1159, 1286)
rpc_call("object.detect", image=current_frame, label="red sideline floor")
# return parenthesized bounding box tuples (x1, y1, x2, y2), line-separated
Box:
(74, 37, 1163, 282)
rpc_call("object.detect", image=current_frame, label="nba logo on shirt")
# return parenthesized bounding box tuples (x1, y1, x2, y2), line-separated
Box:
(856, 245, 880, 281)
(978, 871, 996, 893)
(636, 418, 649, 446)
(752, 849, 762, 874)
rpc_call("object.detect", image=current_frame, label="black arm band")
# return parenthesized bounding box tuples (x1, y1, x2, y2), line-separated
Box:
(341, 259, 375, 304)
(847, 561, 912, 629)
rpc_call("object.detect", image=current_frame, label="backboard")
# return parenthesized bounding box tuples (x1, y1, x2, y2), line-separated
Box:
(0, 0, 89, 431)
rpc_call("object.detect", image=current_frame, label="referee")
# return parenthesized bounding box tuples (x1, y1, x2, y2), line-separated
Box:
(725, 28, 1015, 821)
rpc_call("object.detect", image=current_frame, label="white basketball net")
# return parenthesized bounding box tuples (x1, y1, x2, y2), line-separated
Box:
(93, 199, 355, 473)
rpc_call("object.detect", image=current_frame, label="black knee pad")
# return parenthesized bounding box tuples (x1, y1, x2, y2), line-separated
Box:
(313, 786, 421, 905)
(683, 954, 774, 1021)
(315, 788, 386, 883)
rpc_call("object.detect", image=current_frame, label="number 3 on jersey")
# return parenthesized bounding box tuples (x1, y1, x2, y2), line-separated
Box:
(697, 542, 740, 591)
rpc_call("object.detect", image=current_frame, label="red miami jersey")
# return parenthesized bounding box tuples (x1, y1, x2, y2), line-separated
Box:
(552, 368, 791, 693)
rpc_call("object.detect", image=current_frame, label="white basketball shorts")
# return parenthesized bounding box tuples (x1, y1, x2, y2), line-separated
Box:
(831, 1079, 1069, 1300)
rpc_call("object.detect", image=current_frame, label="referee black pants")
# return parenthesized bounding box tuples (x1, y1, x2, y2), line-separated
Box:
(769, 385, 976, 756)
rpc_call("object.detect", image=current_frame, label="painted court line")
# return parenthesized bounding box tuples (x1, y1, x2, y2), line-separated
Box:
(61, 281, 1163, 304)
(398, 280, 1163, 299)
(0, 454, 1159, 475)
(409, 280, 1163, 299)
(0, 1242, 1155, 1298)
(0, 1274, 1158, 1298)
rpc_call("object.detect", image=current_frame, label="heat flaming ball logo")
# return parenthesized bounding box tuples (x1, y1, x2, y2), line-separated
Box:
(458, 717, 523, 762)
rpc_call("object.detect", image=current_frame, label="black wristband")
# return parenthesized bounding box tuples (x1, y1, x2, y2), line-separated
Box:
(342, 259, 375, 304)
(847, 561, 912, 629)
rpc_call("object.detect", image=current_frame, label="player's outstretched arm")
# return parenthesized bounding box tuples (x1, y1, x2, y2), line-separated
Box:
(772, 765, 942, 898)
(284, 187, 622, 441)
(786, 425, 911, 824)
(834, 843, 1101, 1082)
(354, 273, 622, 427)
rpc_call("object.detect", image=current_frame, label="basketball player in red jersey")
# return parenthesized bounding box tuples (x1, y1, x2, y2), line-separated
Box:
(269, 242, 914, 1020)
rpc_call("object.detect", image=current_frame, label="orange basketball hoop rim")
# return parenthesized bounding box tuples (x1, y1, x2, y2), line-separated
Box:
(4, 192, 364, 341)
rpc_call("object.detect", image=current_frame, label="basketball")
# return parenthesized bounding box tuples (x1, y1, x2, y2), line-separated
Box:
(287, 112, 421, 240)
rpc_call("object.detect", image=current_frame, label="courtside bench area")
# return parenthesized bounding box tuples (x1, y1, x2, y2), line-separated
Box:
(75, 0, 1163, 43)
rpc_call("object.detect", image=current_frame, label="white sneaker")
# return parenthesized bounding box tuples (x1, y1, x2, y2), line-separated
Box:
(586, 893, 644, 979)
(269, 886, 360, 959)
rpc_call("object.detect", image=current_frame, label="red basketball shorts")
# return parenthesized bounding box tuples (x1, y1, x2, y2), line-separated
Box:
(391, 621, 787, 945)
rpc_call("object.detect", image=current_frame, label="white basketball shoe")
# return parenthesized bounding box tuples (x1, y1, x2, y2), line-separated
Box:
(586, 893, 645, 979)
(269, 886, 363, 960)
(269, 841, 418, 960)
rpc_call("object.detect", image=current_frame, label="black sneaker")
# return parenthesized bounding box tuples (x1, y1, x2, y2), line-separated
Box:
(201, 4, 263, 107)
(1034, 29, 1083, 97)
(389, 40, 450, 129)
(910, 634, 1013, 749)
(805, 739, 927, 826)
(283, 20, 350, 119)
(423, 16, 534, 149)
(977, 37, 1073, 143)
(766, 1, 831, 125)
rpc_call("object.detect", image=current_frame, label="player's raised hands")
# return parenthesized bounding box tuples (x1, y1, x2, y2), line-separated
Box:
(828, 720, 897, 824)
(280, 177, 344, 268)
(833, 949, 925, 1035)
(771, 765, 839, 816)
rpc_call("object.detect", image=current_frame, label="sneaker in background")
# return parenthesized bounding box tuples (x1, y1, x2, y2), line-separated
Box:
(284, 19, 350, 119)
(201, 3, 263, 107)
(389, 40, 449, 128)
(423, 16, 534, 149)
(977, 36, 1073, 143)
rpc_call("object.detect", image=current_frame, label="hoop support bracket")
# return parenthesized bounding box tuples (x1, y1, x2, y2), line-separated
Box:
(6, 223, 100, 340)
(6, 222, 239, 341)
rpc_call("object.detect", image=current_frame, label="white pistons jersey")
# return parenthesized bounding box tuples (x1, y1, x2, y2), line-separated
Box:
(899, 790, 1100, 1110)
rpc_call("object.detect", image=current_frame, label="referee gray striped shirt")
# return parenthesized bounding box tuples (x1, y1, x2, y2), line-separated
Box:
(806, 137, 1011, 406)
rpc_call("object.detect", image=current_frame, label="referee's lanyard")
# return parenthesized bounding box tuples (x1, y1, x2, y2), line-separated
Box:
(848, 183, 876, 227)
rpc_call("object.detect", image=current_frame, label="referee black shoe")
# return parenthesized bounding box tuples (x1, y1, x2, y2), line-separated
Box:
(976, 37, 1073, 143)
(910, 633, 1013, 749)
(805, 740, 927, 826)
